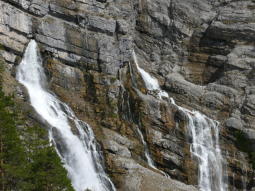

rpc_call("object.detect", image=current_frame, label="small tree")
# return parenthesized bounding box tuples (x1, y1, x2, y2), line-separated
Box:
(235, 130, 255, 169)
(0, 47, 74, 190)
(0, 87, 27, 190)
(22, 124, 74, 191)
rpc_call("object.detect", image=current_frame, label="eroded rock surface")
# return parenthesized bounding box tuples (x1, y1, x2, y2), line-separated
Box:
(1, 0, 255, 190)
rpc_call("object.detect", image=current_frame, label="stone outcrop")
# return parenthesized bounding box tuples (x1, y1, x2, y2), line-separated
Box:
(1, 0, 255, 190)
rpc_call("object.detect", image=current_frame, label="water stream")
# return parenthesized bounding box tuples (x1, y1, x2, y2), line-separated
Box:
(132, 50, 228, 191)
(16, 40, 116, 191)
(136, 114, 169, 177)
(233, 173, 235, 191)
(120, 83, 168, 176)
(242, 164, 247, 191)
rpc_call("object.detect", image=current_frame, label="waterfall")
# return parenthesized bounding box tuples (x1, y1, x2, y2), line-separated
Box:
(16, 40, 116, 191)
(242, 164, 247, 191)
(120, 82, 168, 177)
(128, 62, 138, 88)
(226, 150, 229, 158)
(233, 173, 235, 191)
(136, 114, 169, 177)
(132, 50, 227, 191)
(132, 51, 168, 98)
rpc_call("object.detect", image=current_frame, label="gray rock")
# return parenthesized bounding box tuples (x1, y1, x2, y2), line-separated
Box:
(226, 46, 255, 71)
(165, 73, 204, 103)
(102, 139, 131, 158)
(201, 91, 226, 110)
(2, 0, 255, 189)
(206, 83, 239, 99)
(225, 117, 242, 130)
(156, 139, 185, 158)
(111, 154, 198, 191)
(117, 19, 129, 34)
(208, 1, 255, 41)
(29, 0, 49, 16)
(102, 128, 136, 149)
(161, 150, 182, 169)
(242, 129, 255, 144)
(242, 95, 255, 117)
(217, 71, 248, 91)
(208, 55, 227, 68)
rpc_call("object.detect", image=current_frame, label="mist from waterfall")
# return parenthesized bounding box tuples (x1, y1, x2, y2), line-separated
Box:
(132, 50, 228, 191)
(16, 40, 116, 191)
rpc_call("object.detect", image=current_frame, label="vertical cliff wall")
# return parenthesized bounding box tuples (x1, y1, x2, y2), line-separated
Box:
(1, 0, 255, 190)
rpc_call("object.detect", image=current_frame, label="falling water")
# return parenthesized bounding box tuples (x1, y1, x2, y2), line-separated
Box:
(136, 124, 154, 166)
(136, 114, 169, 177)
(128, 62, 138, 88)
(226, 150, 229, 158)
(242, 164, 247, 191)
(132, 51, 168, 98)
(120, 81, 168, 177)
(16, 40, 116, 191)
(132, 50, 227, 191)
(233, 173, 235, 191)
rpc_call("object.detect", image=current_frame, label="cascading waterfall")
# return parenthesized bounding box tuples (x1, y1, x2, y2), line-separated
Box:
(132, 51, 168, 99)
(136, 115, 169, 177)
(132, 50, 228, 191)
(233, 173, 235, 191)
(136, 123, 154, 167)
(242, 164, 247, 191)
(16, 40, 116, 191)
(124, 60, 169, 177)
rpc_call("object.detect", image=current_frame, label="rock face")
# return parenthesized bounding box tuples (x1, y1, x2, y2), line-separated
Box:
(1, 0, 255, 190)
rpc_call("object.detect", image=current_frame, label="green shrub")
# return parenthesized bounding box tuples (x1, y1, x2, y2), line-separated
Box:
(235, 130, 255, 169)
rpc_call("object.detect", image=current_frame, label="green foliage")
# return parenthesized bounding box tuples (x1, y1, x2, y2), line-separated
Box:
(235, 130, 255, 169)
(0, 58, 74, 190)
(0, 87, 27, 190)
(109, 110, 117, 118)
(0, 44, 4, 51)
(0, 55, 5, 85)
(22, 125, 74, 191)
(110, 77, 116, 84)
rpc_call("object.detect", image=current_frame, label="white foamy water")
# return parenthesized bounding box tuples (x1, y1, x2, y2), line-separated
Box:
(123, 56, 168, 177)
(132, 50, 227, 191)
(16, 40, 116, 191)
(132, 51, 168, 99)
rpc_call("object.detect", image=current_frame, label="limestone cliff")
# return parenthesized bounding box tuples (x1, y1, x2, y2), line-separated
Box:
(1, 0, 255, 190)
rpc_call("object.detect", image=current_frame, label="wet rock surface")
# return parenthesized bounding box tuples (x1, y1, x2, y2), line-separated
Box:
(1, 0, 255, 190)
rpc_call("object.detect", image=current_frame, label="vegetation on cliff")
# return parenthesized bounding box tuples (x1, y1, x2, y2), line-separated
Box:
(235, 130, 255, 169)
(0, 54, 74, 190)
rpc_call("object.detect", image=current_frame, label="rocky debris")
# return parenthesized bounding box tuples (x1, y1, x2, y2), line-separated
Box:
(108, 154, 198, 191)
